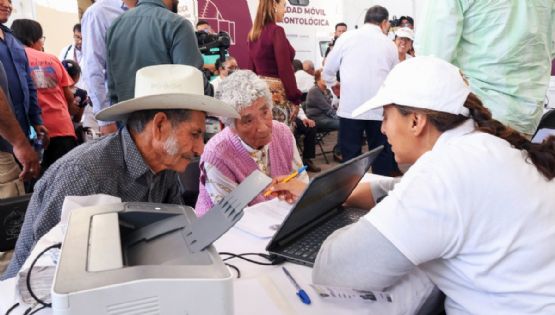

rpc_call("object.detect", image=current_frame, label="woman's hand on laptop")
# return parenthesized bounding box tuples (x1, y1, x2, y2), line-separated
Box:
(266, 177, 308, 204)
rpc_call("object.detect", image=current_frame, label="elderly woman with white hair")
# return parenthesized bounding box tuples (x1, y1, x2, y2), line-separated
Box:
(194, 70, 308, 217)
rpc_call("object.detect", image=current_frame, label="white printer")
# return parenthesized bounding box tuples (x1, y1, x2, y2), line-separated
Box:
(51, 202, 233, 315)
(51, 170, 272, 315)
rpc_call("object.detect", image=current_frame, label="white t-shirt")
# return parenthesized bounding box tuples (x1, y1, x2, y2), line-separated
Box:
(323, 24, 398, 120)
(58, 44, 82, 64)
(367, 120, 555, 314)
(294, 70, 314, 93)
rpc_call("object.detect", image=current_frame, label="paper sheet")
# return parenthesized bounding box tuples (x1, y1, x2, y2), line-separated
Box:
(235, 198, 293, 239)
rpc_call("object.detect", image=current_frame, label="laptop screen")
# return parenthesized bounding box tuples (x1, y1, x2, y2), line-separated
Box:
(268, 146, 383, 246)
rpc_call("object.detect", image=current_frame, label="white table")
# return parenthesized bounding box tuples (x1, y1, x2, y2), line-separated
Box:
(0, 208, 434, 315)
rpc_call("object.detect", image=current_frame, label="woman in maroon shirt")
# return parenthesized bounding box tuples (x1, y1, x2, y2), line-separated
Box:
(247, 0, 302, 127)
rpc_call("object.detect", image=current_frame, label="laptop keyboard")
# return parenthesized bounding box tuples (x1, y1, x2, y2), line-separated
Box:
(281, 208, 368, 264)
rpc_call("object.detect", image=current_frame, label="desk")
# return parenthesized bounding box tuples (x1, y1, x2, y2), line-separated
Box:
(0, 209, 434, 315)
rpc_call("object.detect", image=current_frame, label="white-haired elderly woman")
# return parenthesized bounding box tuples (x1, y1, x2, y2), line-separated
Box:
(194, 70, 308, 217)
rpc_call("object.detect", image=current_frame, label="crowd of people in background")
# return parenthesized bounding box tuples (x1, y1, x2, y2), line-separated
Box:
(0, 0, 554, 313)
(0, 0, 430, 194)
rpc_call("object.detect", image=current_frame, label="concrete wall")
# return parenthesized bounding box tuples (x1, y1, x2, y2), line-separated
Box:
(9, 0, 79, 57)
(35, 4, 78, 56)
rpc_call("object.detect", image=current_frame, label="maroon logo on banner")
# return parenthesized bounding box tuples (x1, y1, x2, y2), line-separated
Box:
(197, 0, 253, 68)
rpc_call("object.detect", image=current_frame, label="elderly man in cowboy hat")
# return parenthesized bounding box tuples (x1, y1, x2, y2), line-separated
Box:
(2, 65, 239, 279)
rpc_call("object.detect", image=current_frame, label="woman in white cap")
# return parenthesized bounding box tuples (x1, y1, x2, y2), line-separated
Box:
(394, 27, 414, 61)
(270, 56, 555, 314)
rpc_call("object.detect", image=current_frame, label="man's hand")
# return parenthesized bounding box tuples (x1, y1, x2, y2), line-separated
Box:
(100, 123, 118, 135)
(33, 125, 50, 148)
(12, 140, 40, 180)
(302, 118, 316, 128)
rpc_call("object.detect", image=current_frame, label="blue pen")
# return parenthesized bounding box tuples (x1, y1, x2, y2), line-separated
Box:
(282, 266, 311, 305)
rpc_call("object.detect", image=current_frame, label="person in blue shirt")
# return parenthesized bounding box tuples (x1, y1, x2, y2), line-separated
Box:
(0, 0, 47, 193)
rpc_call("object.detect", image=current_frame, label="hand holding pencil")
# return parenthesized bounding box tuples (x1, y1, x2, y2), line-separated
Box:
(264, 165, 309, 203)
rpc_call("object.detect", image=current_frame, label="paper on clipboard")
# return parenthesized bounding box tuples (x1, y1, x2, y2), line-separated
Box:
(235, 198, 293, 239)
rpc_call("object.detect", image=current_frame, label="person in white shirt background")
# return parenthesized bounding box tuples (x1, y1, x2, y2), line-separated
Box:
(323, 22, 348, 62)
(323, 5, 400, 176)
(59, 23, 100, 135)
(394, 27, 414, 62)
(293, 59, 313, 95)
(58, 23, 82, 65)
(271, 56, 555, 314)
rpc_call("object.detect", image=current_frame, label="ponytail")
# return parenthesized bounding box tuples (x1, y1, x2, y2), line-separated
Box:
(464, 93, 555, 180)
(395, 94, 555, 180)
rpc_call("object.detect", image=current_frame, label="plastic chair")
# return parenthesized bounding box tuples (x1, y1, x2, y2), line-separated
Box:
(315, 127, 335, 164)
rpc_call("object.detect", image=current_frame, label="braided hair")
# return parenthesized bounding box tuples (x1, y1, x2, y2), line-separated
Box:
(395, 93, 555, 180)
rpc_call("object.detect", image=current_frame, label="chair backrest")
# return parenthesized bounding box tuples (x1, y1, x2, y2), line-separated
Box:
(0, 194, 31, 251)
(178, 160, 201, 207)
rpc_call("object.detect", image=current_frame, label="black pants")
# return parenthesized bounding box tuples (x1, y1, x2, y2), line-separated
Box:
(41, 136, 77, 172)
(294, 118, 316, 160)
(339, 118, 398, 176)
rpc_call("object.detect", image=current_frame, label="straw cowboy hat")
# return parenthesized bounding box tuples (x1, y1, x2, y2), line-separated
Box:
(96, 64, 240, 121)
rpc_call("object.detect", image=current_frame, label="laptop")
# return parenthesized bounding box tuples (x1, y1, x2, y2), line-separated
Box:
(266, 146, 383, 266)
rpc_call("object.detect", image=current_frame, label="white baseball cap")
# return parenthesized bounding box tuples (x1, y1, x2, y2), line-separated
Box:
(395, 27, 414, 41)
(353, 56, 471, 118)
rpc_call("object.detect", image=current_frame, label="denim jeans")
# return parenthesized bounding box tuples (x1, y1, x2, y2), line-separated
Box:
(339, 118, 399, 176)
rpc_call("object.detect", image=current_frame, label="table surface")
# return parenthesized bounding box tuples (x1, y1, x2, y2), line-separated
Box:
(0, 207, 433, 315)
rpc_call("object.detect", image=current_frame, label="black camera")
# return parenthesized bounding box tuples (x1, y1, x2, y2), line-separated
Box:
(389, 15, 401, 28)
(195, 31, 231, 60)
(74, 88, 90, 109)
